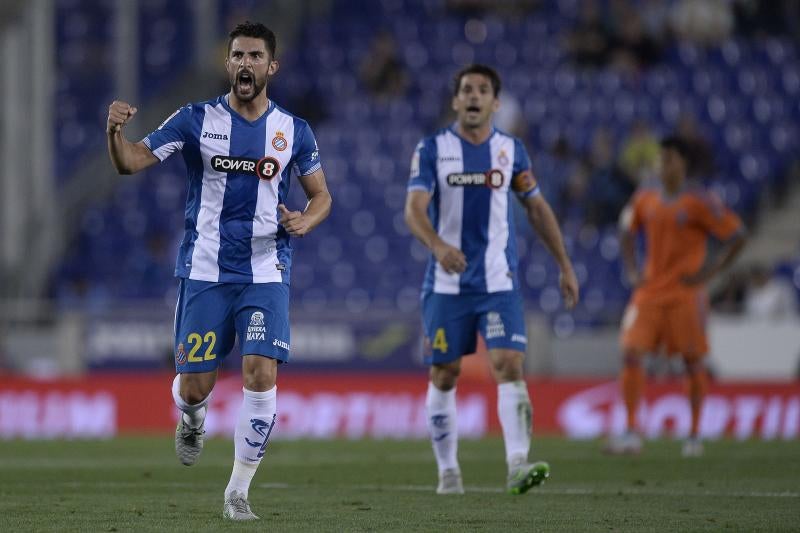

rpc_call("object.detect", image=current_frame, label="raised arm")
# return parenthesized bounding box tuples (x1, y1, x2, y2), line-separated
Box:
(521, 194, 579, 308)
(106, 100, 159, 175)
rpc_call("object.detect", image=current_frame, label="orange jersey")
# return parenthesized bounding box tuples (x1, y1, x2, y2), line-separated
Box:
(622, 185, 743, 305)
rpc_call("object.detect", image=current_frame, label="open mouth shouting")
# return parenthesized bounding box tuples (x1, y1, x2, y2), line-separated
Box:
(237, 70, 254, 95)
(466, 105, 481, 115)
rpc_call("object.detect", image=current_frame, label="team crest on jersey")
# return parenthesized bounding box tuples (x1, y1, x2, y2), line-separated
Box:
(175, 343, 187, 365)
(272, 131, 288, 151)
(447, 169, 504, 189)
(498, 149, 510, 167)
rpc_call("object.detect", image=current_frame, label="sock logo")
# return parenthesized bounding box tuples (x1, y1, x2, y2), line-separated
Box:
(433, 432, 449, 441)
(244, 415, 276, 460)
(430, 414, 448, 429)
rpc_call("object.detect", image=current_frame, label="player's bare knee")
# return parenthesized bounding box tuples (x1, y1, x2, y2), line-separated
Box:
(430, 362, 460, 391)
(489, 350, 524, 382)
(242, 355, 278, 391)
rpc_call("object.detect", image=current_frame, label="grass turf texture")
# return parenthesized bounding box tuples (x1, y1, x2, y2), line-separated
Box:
(0, 437, 797, 532)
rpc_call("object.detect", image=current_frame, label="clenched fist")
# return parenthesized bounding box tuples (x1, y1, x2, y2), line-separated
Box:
(278, 204, 311, 237)
(107, 100, 138, 134)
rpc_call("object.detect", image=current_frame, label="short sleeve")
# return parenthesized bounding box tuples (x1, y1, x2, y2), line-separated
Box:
(690, 192, 743, 240)
(142, 105, 191, 161)
(293, 121, 322, 176)
(408, 138, 436, 193)
(511, 139, 540, 199)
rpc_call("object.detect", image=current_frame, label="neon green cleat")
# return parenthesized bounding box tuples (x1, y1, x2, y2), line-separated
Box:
(507, 461, 550, 495)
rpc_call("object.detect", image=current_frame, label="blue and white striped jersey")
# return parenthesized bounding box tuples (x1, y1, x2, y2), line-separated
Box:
(408, 126, 540, 295)
(143, 95, 321, 284)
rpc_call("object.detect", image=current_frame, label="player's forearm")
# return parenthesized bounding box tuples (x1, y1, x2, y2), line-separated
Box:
(404, 205, 443, 251)
(301, 190, 332, 231)
(527, 199, 572, 272)
(107, 130, 145, 175)
(707, 234, 747, 279)
(620, 230, 639, 278)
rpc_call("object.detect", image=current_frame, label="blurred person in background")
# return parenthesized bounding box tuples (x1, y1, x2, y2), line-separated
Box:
(611, 137, 746, 457)
(359, 31, 409, 101)
(745, 264, 799, 320)
(405, 64, 579, 495)
(106, 21, 332, 521)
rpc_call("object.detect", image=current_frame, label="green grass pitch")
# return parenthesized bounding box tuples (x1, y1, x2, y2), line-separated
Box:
(0, 436, 797, 532)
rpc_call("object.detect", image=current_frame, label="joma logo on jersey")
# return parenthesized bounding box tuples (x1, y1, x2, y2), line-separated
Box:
(446, 169, 504, 189)
(211, 155, 281, 180)
(202, 131, 229, 140)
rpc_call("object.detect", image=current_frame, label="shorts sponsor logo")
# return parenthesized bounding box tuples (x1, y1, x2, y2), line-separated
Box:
(511, 333, 527, 344)
(272, 131, 288, 151)
(272, 338, 290, 351)
(486, 311, 506, 339)
(210, 155, 281, 180)
(247, 312, 266, 342)
(175, 343, 187, 365)
(446, 169, 504, 189)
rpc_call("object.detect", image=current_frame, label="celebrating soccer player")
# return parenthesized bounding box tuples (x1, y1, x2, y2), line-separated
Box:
(404, 64, 579, 495)
(106, 22, 331, 520)
(609, 136, 746, 457)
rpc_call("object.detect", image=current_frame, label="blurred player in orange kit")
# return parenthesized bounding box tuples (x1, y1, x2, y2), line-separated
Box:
(609, 136, 746, 457)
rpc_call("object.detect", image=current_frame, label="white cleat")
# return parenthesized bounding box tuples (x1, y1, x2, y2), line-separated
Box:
(604, 431, 643, 455)
(681, 437, 704, 458)
(436, 468, 464, 495)
(223, 490, 260, 521)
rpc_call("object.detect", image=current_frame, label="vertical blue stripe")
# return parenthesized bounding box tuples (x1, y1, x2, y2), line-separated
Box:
(505, 198, 519, 290)
(459, 139, 491, 292)
(217, 113, 268, 282)
(422, 137, 439, 293)
(176, 104, 206, 278)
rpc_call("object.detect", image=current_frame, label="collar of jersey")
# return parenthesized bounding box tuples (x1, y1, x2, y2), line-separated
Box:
(448, 123, 497, 146)
(221, 94, 275, 126)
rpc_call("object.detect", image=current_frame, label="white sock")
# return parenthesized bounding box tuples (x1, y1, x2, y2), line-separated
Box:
(497, 381, 532, 469)
(171, 374, 210, 428)
(225, 386, 277, 499)
(425, 382, 459, 473)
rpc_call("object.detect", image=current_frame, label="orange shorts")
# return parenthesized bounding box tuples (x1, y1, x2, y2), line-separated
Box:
(620, 294, 709, 358)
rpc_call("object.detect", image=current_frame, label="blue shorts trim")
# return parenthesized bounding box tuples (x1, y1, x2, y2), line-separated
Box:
(173, 279, 290, 372)
(421, 291, 527, 365)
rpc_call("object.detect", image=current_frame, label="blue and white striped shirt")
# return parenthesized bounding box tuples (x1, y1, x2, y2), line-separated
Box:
(408, 126, 540, 294)
(143, 95, 321, 284)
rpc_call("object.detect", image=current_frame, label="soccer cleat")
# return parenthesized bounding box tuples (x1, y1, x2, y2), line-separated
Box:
(436, 468, 464, 495)
(603, 431, 643, 455)
(223, 490, 260, 521)
(681, 437, 704, 458)
(174, 417, 205, 466)
(507, 461, 550, 495)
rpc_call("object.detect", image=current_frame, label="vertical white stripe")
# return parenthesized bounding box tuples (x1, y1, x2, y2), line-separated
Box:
(486, 133, 513, 292)
(252, 109, 295, 283)
(433, 131, 463, 294)
(189, 103, 230, 282)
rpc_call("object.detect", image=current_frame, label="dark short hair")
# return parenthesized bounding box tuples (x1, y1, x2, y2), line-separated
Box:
(453, 64, 501, 97)
(228, 21, 277, 58)
(660, 136, 692, 164)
